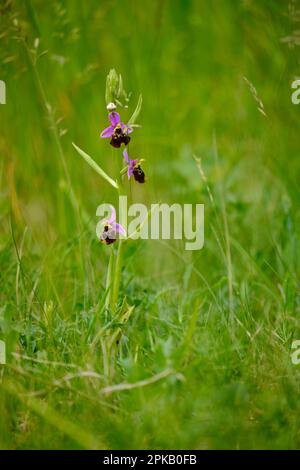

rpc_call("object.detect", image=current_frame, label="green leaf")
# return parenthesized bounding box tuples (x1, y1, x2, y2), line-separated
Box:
(72, 142, 119, 190)
(128, 94, 142, 125)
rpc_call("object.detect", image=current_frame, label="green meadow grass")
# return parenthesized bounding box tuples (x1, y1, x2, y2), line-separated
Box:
(1, 0, 300, 449)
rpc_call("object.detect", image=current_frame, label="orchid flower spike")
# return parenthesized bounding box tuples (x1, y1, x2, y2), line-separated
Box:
(123, 148, 146, 184)
(100, 112, 133, 148)
(100, 205, 126, 245)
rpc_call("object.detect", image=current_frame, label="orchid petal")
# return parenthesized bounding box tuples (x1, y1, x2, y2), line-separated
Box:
(124, 126, 133, 134)
(107, 205, 116, 225)
(100, 126, 114, 138)
(114, 223, 126, 237)
(109, 112, 121, 127)
(120, 123, 133, 134)
(127, 166, 134, 179)
(123, 148, 130, 163)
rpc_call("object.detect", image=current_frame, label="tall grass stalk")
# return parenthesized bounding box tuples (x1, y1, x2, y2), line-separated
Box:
(213, 133, 234, 326)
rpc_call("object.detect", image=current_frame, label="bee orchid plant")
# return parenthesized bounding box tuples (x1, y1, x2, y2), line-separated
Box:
(72, 69, 145, 314)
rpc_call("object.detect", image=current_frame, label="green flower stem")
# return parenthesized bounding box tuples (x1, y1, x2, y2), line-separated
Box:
(111, 239, 123, 312)
(110, 173, 125, 312)
(105, 246, 115, 313)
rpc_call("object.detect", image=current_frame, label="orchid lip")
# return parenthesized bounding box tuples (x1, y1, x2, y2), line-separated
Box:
(100, 205, 126, 244)
(122, 148, 145, 182)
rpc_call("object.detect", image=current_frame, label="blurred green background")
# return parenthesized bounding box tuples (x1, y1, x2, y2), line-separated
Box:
(1, 0, 300, 449)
